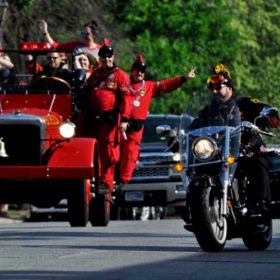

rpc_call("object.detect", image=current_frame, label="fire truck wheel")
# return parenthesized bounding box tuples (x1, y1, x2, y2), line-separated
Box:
(89, 193, 111, 226)
(68, 180, 89, 227)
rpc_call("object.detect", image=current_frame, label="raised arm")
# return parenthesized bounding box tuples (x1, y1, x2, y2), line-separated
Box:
(185, 66, 196, 80)
(0, 56, 14, 69)
(39, 19, 55, 45)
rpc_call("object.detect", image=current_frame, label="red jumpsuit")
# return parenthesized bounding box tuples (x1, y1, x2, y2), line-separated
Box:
(119, 76, 185, 183)
(83, 65, 131, 190)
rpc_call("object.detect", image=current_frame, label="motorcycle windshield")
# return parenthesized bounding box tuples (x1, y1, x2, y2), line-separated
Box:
(180, 94, 241, 130)
(180, 94, 241, 160)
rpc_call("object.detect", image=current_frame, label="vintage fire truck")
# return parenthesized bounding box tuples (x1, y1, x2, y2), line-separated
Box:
(0, 42, 110, 227)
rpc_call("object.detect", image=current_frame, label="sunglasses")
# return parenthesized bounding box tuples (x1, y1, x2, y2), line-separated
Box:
(47, 56, 59, 60)
(81, 30, 89, 37)
(134, 67, 146, 73)
(100, 53, 113, 59)
(209, 84, 227, 91)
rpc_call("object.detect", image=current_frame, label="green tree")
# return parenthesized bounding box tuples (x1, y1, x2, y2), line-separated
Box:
(8, 0, 35, 11)
(105, 0, 240, 114)
(229, 1, 280, 107)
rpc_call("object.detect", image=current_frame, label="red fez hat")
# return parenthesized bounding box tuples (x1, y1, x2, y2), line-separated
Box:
(131, 53, 146, 72)
(98, 38, 114, 58)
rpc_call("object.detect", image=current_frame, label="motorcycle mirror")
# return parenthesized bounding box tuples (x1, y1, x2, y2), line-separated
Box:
(260, 107, 278, 117)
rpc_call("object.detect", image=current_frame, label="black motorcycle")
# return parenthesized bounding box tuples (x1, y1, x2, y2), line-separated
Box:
(176, 96, 280, 252)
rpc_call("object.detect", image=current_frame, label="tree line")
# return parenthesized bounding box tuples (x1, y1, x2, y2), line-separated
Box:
(3, 0, 280, 116)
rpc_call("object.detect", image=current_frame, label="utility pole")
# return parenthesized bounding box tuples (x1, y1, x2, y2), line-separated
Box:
(0, 0, 8, 44)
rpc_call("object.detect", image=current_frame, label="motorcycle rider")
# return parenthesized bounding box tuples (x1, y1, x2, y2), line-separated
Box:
(194, 71, 241, 128)
(210, 64, 280, 218)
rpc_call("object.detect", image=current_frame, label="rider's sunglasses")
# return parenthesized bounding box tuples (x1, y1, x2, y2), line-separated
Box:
(210, 84, 227, 91)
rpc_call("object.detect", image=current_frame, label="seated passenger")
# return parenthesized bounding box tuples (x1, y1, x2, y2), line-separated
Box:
(0, 50, 18, 86)
(0, 47, 18, 214)
(25, 52, 69, 78)
(74, 51, 99, 80)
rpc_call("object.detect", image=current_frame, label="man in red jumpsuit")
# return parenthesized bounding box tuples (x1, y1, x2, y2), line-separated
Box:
(118, 54, 196, 186)
(83, 39, 131, 191)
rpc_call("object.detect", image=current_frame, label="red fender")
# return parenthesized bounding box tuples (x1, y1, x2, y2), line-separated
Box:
(47, 137, 98, 178)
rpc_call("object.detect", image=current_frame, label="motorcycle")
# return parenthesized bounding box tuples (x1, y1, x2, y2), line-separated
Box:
(177, 95, 280, 252)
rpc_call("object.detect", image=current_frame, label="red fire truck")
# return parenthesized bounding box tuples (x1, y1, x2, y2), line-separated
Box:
(0, 42, 110, 227)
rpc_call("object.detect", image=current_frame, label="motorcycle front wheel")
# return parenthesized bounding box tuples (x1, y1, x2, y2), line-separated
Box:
(191, 186, 227, 252)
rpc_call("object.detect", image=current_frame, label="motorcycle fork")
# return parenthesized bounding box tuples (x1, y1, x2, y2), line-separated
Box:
(220, 128, 231, 217)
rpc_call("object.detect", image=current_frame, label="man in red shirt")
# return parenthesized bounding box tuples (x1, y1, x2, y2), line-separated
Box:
(82, 39, 131, 191)
(118, 54, 196, 186)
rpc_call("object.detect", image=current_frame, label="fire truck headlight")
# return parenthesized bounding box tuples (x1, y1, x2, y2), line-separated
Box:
(59, 122, 76, 139)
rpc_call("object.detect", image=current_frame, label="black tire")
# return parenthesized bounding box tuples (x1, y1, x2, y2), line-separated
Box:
(68, 180, 89, 227)
(28, 212, 50, 222)
(242, 218, 272, 250)
(110, 195, 120, 220)
(89, 193, 111, 226)
(191, 187, 227, 252)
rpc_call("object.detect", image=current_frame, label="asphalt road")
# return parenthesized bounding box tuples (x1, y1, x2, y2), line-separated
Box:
(0, 218, 280, 279)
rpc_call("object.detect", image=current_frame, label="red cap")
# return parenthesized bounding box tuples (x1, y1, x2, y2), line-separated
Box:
(131, 53, 146, 72)
(98, 38, 114, 58)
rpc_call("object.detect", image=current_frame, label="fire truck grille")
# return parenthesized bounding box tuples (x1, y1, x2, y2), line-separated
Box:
(0, 124, 42, 165)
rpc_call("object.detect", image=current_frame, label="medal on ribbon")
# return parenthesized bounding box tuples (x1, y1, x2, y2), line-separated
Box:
(130, 81, 145, 108)
(133, 100, 140, 107)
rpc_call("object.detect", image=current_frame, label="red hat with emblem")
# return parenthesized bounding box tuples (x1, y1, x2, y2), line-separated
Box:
(131, 54, 146, 72)
(207, 64, 233, 90)
(98, 38, 114, 58)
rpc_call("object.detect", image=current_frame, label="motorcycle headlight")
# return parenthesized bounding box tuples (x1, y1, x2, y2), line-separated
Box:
(59, 122, 76, 139)
(192, 137, 217, 161)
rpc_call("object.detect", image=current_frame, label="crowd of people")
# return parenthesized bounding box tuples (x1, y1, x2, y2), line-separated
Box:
(33, 19, 196, 193)
(0, 19, 279, 221)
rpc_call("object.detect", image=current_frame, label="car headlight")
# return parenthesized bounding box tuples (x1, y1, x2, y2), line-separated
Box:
(192, 137, 217, 161)
(59, 122, 76, 139)
(172, 152, 181, 162)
